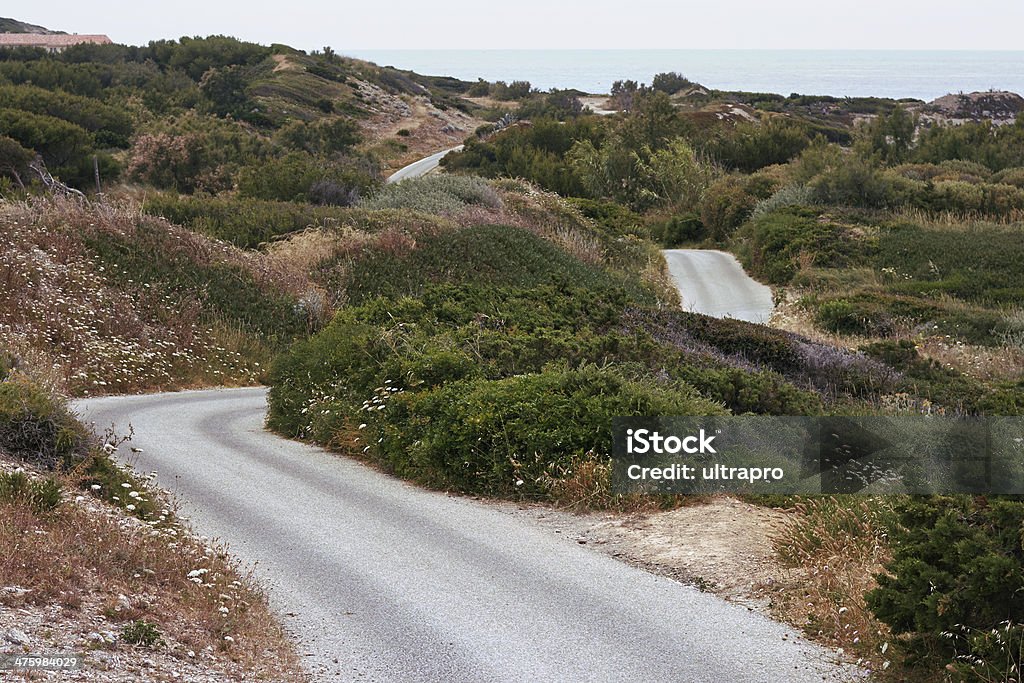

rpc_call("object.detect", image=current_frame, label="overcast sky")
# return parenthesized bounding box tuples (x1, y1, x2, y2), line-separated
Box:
(15, 1, 1024, 51)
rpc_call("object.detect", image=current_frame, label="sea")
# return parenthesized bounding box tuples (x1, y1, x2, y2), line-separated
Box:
(344, 50, 1024, 101)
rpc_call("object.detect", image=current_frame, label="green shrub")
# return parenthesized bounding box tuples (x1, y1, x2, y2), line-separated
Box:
(652, 213, 703, 246)
(809, 155, 892, 208)
(741, 207, 876, 285)
(339, 224, 646, 306)
(815, 299, 876, 336)
(120, 619, 163, 646)
(0, 375, 88, 470)
(699, 175, 758, 241)
(237, 152, 376, 204)
(867, 497, 1024, 679)
(84, 219, 305, 344)
(143, 194, 351, 248)
(701, 117, 812, 173)
(991, 167, 1024, 188)
(861, 340, 988, 411)
(377, 365, 724, 496)
(877, 222, 1024, 306)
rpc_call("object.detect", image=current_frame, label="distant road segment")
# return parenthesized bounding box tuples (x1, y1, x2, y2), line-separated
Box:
(386, 145, 464, 184)
(664, 249, 774, 323)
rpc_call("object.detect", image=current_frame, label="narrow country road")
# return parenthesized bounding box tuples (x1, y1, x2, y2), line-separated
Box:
(664, 249, 774, 323)
(75, 389, 858, 683)
(386, 145, 464, 183)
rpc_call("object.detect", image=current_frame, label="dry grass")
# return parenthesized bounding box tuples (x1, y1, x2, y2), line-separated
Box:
(0, 197, 310, 396)
(0, 458, 306, 681)
(890, 206, 1024, 228)
(772, 496, 896, 677)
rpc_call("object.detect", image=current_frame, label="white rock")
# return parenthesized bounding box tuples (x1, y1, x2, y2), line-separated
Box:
(4, 628, 31, 645)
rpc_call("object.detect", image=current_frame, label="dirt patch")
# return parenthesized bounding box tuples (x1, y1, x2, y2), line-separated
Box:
(502, 496, 798, 609)
(578, 96, 618, 116)
(271, 54, 299, 73)
(356, 89, 485, 172)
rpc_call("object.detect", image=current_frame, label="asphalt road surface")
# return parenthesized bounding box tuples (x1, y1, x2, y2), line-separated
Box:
(664, 249, 774, 323)
(76, 388, 859, 682)
(386, 145, 464, 184)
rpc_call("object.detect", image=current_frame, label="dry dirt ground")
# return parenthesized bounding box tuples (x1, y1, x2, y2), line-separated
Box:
(499, 496, 800, 610)
(358, 89, 485, 173)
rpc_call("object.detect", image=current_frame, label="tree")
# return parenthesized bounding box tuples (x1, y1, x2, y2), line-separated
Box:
(651, 72, 693, 95)
(0, 108, 92, 171)
(636, 137, 718, 210)
(0, 135, 33, 188)
(200, 65, 252, 119)
(610, 79, 640, 112)
(860, 104, 916, 164)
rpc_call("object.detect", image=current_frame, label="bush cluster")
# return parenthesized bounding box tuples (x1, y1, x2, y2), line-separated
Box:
(868, 497, 1024, 679)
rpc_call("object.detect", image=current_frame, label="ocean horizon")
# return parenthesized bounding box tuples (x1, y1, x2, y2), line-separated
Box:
(345, 50, 1024, 101)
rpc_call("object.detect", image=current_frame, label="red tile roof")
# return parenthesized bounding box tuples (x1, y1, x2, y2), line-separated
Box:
(0, 34, 112, 48)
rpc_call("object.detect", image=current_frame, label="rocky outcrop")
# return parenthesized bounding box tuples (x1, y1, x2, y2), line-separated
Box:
(929, 91, 1024, 122)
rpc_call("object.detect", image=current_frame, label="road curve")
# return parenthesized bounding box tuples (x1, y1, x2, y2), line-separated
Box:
(386, 145, 464, 184)
(664, 249, 774, 323)
(76, 388, 857, 683)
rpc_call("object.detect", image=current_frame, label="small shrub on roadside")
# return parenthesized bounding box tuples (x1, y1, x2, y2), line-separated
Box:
(120, 619, 163, 647)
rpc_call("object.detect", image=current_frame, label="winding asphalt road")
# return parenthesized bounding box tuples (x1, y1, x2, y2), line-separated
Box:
(386, 145, 464, 184)
(76, 389, 858, 682)
(664, 249, 774, 323)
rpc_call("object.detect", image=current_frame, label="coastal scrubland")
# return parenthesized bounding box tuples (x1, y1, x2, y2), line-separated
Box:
(2, 31, 1023, 681)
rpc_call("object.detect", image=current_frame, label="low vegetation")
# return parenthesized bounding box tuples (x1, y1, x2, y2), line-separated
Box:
(0, 198, 311, 396)
(0, 361, 305, 679)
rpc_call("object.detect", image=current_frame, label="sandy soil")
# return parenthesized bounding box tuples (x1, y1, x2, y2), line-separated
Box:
(501, 496, 798, 610)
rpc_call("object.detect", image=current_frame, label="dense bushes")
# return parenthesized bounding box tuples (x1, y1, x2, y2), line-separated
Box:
(912, 118, 1024, 171)
(0, 84, 133, 147)
(868, 497, 1024, 679)
(878, 222, 1024, 306)
(383, 366, 721, 496)
(337, 224, 647, 306)
(237, 153, 377, 204)
(359, 175, 500, 214)
(269, 281, 812, 498)
(442, 118, 598, 197)
(143, 194, 351, 248)
(84, 218, 305, 344)
(699, 117, 812, 173)
(740, 207, 876, 284)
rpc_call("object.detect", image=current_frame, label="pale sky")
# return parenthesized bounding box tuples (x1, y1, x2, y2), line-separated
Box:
(13, 0, 1024, 51)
